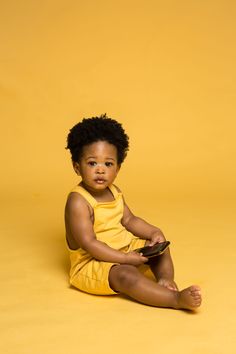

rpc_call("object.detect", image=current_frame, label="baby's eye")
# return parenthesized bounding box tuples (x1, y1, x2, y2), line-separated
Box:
(88, 161, 97, 166)
(105, 162, 114, 167)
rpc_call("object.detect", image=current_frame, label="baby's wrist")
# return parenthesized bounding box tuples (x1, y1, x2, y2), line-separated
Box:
(120, 252, 129, 264)
(151, 229, 166, 241)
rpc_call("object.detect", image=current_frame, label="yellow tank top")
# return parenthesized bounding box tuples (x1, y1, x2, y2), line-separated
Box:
(68, 184, 134, 279)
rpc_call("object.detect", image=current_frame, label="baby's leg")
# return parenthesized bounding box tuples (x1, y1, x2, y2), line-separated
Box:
(109, 264, 201, 310)
(149, 249, 174, 280)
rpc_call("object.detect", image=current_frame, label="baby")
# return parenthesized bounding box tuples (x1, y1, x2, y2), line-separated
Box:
(65, 114, 201, 310)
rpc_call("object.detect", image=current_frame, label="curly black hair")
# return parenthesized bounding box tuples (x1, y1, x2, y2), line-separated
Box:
(66, 114, 129, 165)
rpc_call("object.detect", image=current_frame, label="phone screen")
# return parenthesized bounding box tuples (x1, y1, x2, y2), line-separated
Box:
(137, 241, 170, 257)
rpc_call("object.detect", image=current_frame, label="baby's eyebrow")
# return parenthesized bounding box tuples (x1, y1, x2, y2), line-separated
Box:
(86, 156, 97, 160)
(86, 156, 115, 161)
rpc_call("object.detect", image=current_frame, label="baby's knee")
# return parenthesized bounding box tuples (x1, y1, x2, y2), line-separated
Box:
(112, 265, 139, 289)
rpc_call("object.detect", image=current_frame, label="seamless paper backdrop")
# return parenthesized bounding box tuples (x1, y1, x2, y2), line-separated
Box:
(0, 1, 236, 354)
(0, 0, 235, 202)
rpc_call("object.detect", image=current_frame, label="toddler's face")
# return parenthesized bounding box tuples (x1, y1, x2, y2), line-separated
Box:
(74, 141, 120, 192)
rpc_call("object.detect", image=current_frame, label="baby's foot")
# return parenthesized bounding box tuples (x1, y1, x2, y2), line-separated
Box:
(176, 285, 202, 310)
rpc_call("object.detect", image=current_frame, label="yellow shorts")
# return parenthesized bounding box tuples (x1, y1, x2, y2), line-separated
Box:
(70, 238, 146, 295)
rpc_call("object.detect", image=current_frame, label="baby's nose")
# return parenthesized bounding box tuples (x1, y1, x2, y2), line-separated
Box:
(96, 164, 105, 173)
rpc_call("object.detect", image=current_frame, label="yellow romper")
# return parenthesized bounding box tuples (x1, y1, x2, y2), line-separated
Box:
(67, 184, 146, 295)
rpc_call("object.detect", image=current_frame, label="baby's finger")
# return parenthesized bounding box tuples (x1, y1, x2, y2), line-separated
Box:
(141, 255, 149, 263)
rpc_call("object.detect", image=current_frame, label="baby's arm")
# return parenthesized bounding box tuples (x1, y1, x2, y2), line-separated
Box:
(65, 192, 147, 266)
(121, 200, 165, 245)
(121, 198, 176, 288)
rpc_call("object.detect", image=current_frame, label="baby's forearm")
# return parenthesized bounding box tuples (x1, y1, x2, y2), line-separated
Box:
(84, 239, 127, 264)
(124, 215, 162, 240)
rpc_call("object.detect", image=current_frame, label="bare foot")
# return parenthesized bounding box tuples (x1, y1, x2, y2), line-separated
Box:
(176, 285, 202, 310)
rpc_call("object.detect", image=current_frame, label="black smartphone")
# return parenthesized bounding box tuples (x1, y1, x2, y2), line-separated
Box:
(135, 241, 170, 258)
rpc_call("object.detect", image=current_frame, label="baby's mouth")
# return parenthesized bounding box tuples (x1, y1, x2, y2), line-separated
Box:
(94, 178, 106, 184)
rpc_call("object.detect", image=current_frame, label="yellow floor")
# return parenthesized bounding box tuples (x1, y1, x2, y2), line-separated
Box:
(1, 194, 235, 354)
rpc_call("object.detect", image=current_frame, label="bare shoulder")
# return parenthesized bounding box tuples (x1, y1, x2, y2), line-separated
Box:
(65, 192, 95, 250)
(65, 192, 93, 217)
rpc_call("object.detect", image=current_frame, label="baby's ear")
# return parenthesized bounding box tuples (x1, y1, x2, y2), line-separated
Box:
(73, 161, 81, 176)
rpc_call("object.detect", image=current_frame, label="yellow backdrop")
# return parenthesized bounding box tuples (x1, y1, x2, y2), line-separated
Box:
(0, 1, 235, 354)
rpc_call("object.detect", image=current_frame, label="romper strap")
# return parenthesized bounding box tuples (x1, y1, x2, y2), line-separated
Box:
(70, 185, 98, 208)
(109, 184, 122, 199)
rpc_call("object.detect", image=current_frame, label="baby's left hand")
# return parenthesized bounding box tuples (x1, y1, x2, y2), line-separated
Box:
(148, 229, 166, 246)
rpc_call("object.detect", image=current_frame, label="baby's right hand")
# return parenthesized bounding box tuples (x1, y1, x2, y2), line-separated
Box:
(124, 251, 148, 266)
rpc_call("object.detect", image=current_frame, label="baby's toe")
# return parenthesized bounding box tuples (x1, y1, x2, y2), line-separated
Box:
(190, 286, 201, 295)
